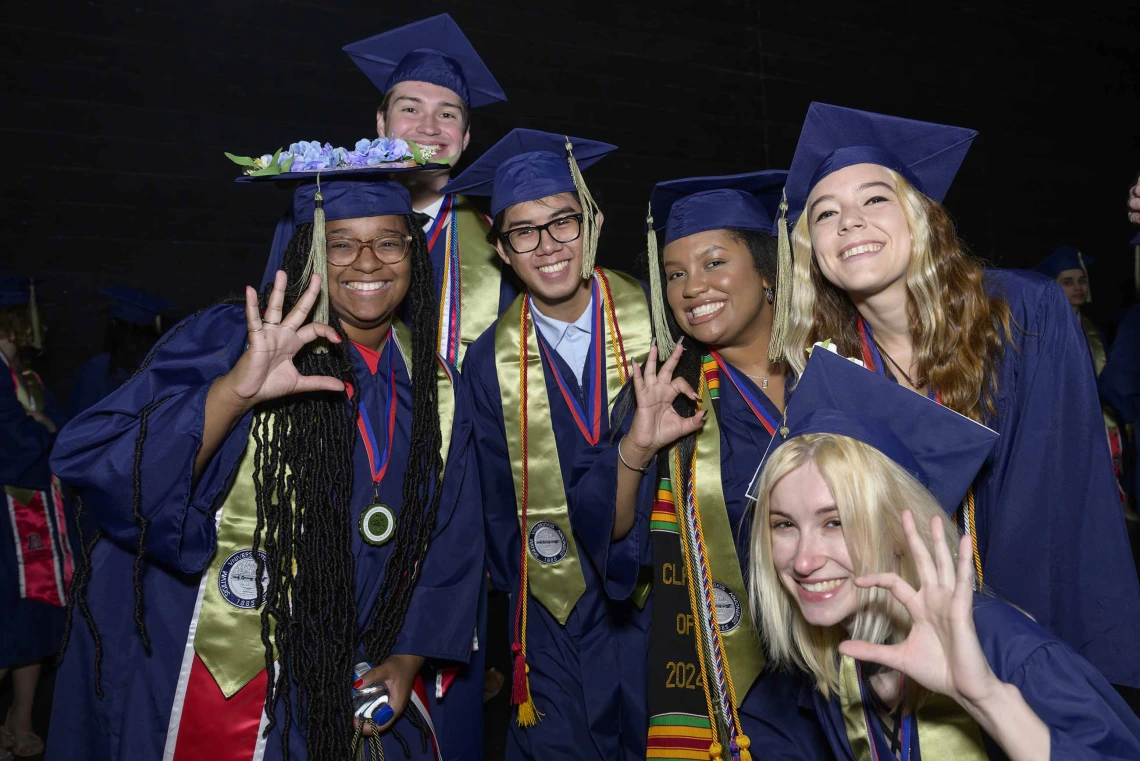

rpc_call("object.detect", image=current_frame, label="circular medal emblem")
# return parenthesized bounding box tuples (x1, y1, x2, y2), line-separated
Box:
(360, 503, 396, 546)
(527, 521, 568, 565)
(712, 581, 742, 633)
(218, 549, 269, 609)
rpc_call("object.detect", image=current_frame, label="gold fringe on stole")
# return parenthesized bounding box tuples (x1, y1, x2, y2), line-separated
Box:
(645, 203, 676, 356)
(767, 189, 792, 363)
(27, 278, 43, 350)
(564, 136, 601, 279)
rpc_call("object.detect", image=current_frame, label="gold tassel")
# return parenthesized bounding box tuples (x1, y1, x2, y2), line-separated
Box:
(737, 733, 753, 761)
(708, 741, 724, 761)
(299, 176, 330, 352)
(28, 278, 43, 351)
(564, 137, 601, 279)
(514, 664, 542, 728)
(645, 202, 676, 356)
(767, 189, 792, 363)
(1078, 249, 1091, 304)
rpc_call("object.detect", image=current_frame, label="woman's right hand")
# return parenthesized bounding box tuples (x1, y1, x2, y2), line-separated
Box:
(219, 270, 345, 411)
(621, 339, 706, 467)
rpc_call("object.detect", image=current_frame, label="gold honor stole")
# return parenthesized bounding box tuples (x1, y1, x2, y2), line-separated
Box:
(838, 656, 987, 761)
(647, 361, 765, 760)
(440, 195, 507, 369)
(194, 320, 456, 698)
(494, 268, 650, 722)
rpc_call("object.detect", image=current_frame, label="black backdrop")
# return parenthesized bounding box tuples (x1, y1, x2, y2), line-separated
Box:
(3, 0, 1139, 402)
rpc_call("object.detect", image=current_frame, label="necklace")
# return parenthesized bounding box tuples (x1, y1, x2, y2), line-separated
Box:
(871, 338, 924, 390)
(743, 371, 769, 390)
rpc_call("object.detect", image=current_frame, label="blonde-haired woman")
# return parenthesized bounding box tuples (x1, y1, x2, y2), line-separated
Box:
(776, 102, 1140, 689)
(749, 348, 1140, 760)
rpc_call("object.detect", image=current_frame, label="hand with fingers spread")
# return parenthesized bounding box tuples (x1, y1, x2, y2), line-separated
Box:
(838, 511, 998, 706)
(620, 339, 705, 470)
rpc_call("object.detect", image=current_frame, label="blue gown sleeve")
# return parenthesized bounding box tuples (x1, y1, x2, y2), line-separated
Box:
(49, 305, 253, 575)
(567, 385, 656, 601)
(0, 372, 57, 490)
(392, 372, 484, 664)
(1100, 304, 1140, 423)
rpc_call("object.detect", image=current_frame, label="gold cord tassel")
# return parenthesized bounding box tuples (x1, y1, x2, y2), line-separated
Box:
(1078, 249, 1092, 304)
(767, 190, 792, 363)
(645, 202, 676, 356)
(565, 137, 601, 279)
(299, 176, 330, 352)
(28, 278, 43, 350)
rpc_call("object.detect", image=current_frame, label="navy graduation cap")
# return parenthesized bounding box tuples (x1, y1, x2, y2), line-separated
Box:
(1035, 245, 1092, 279)
(442, 128, 615, 277)
(648, 170, 788, 246)
(783, 102, 978, 226)
(344, 14, 506, 109)
(101, 286, 171, 328)
(756, 347, 997, 514)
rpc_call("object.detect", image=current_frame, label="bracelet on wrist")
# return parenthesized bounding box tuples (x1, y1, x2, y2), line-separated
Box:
(618, 436, 650, 475)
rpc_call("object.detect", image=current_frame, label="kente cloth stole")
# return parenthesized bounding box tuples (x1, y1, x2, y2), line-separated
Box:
(647, 357, 765, 761)
(838, 656, 987, 761)
(438, 194, 506, 369)
(494, 268, 650, 625)
(2, 355, 73, 607)
(194, 321, 457, 697)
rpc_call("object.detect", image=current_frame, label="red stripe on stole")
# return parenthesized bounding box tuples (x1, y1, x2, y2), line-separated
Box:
(173, 655, 267, 761)
(647, 735, 712, 750)
(9, 490, 63, 606)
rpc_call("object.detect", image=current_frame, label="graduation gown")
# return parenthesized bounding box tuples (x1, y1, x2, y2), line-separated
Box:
(569, 361, 833, 760)
(46, 305, 483, 761)
(464, 311, 649, 761)
(812, 595, 1140, 760)
(67, 354, 130, 418)
(1, 354, 70, 668)
(1100, 303, 1140, 503)
(957, 270, 1139, 687)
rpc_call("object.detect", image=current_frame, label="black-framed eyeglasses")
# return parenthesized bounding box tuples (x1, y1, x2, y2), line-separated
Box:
(501, 214, 583, 255)
(325, 234, 414, 266)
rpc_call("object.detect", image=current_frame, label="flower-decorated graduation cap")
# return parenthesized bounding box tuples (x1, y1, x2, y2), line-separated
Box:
(344, 14, 506, 108)
(101, 286, 171, 331)
(1035, 245, 1093, 301)
(0, 276, 43, 349)
(756, 347, 997, 514)
(441, 128, 616, 277)
(644, 170, 787, 356)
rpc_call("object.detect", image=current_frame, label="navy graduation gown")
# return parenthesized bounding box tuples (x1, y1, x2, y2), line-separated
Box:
(1099, 303, 1140, 502)
(464, 318, 648, 761)
(568, 362, 833, 760)
(67, 354, 131, 418)
(813, 595, 1140, 760)
(1, 358, 69, 667)
(47, 305, 483, 761)
(969, 270, 1139, 687)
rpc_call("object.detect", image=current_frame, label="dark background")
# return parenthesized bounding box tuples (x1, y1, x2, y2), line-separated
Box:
(3, 0, 1139, 403)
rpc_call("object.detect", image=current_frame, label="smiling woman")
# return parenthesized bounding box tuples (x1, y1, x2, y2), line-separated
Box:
(778, 102, 1140, 691)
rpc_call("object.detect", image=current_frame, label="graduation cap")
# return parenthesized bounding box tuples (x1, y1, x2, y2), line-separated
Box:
(0, 276, 42, 349)
(753, 347, 997, 514)
(101, 286, 171, 331)
(642, 171, 788, 356)
(344, 14, 506, 108)
(1035, 245, 1092, 303)
(442, 128, 616, 277)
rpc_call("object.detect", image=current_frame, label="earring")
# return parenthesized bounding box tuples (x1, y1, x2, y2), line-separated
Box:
(765, 287, 775, 304)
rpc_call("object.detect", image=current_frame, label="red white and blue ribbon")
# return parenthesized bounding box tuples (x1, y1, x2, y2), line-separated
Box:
(711, 352, 779, 435)
(534, 279, 604, 445)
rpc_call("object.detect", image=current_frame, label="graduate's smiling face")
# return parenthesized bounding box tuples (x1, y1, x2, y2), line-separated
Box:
(663, 229, 769, 349)
(377, 81, 471, 166)
(807, 163, 912, 301)
(493, 193, 599, 309)
(324, 215, 413, 332)
(769, 460, 859, 628)
(1055, 268, 1088, 308)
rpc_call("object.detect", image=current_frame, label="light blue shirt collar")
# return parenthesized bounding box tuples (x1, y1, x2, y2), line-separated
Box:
(530, 293, 594, 385)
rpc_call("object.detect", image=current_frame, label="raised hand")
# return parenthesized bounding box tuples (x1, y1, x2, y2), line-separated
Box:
(622, 339, 705, 465)
(837, 511, 1000, 707)
(223, 270, 345, 408)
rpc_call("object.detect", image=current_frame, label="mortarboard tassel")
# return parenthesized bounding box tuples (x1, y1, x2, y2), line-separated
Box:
(645, 202, 676, 356)
(299, 175, 330, 352)
(28, 278, 43, 351)
(767, 190, 792, 363)
(1077, 249, 1091, 304)
(565, 137, 602, 279)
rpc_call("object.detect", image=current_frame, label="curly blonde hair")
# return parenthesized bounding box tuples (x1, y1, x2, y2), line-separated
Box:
(782, 169, 1012, 422)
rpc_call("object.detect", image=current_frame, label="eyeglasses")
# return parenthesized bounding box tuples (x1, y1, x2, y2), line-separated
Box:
(501, 214, 583, 255)
(325, 234, 414, 266)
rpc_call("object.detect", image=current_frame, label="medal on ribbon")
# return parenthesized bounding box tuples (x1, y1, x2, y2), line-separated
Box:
(354, 330, 399, 546)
